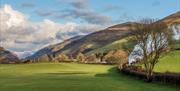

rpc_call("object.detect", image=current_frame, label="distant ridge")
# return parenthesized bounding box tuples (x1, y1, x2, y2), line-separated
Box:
(0, 47, 20, 63)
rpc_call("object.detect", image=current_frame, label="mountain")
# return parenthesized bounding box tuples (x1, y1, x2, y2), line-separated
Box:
(159, 11, 180, 26)
(26, 22, 135, 61)
(0, 47, 20, 64)
(26, 35, 84, 60)
(26, 12, 180, 61)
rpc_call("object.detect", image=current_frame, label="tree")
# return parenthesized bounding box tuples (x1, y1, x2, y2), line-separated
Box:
(76, 53, 85, 62)
(38, 54, 49, 62)
(130, 19, 173, 82)
(95, 52, 108, 62)
(57, 54, 69, 62)
(114, 50, 128, 69)
(85, 54, 97, 63)
(104, 51, 114, 63)
(104, 50, 128, 66)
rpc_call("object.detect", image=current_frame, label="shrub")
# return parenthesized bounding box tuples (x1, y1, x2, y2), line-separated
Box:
(85, 54, 98, 63)
(76, 53, 86, 62)
(57, 54, 69, 62)
(104, 50, 128, 67)
(38, 54, 49, 62)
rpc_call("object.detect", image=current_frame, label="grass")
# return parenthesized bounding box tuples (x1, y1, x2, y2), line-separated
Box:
(87, 38, 128, 54)
(0, 63, 179, 91)
(154, 50, 180, 72)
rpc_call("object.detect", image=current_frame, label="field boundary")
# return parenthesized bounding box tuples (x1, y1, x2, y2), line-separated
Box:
(119, 66, 180, 85)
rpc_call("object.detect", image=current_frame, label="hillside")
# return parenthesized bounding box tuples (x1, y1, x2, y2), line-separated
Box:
(154, 50, 180, 73)
(0, 47, 20, 64)
(26, 12, 180, 61)
(26, 35, 84, 60)
(56, 22, 134, 56)
(26, 22, 135, 61)
(159, 11, 180, 26)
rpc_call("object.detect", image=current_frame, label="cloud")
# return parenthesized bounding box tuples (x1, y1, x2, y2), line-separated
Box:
(103, 5, 121, 12)
(21, 2, 35, 8)
(60, 9, 112, 24)
(33, 0, 112, 24)
(56, 0, 112, 25)
(0, 4, 106, 58)
(13, 51, 34, 59)
(152, 0, 160, 6)
(35, 10, 58, 17)
(68, 0, 89, 9)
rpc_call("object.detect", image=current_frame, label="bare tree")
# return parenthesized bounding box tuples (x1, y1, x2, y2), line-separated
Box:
(131, 19, 173, 82)
(95, 52, 108, 62)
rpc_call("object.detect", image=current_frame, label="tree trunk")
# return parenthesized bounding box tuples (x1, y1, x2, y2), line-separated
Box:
(146, 70, 153, 82)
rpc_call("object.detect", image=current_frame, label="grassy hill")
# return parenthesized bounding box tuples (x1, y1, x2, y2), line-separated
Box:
(87, 38, 128, 54)
(86, 36, 136, 55)
(0, 63, 179, 91)
(154, 50, 180, 73)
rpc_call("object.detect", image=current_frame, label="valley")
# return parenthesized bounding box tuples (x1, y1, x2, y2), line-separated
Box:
(0, 1, 179, 91)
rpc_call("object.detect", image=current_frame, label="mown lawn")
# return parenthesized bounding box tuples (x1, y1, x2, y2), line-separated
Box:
(155, 50, 180, 72)
(0, 63, 179, 91)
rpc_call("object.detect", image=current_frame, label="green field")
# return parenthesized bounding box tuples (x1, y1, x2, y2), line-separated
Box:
(155, 50, 180, 72)
(0, 63, 179, 91)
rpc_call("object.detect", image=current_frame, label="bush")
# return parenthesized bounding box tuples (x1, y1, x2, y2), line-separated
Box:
(85, 54, 98, 63)
(57, 54, 70, 62)
(76, 53, 86, 62)
(104, 50, 128, 67)
(38, 54, 50, 62)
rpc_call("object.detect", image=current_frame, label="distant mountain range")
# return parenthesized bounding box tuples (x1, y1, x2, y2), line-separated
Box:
(25, 12, 180, 62)
(0, 47, 20, 63)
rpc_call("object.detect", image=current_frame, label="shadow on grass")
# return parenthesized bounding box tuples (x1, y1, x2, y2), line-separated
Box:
(95, 67, 120, 78)
(44, 71, 89, 76)
(95, 67, 180, 88)
(94, 67, 135, 82)
(47, 72, 89, 75)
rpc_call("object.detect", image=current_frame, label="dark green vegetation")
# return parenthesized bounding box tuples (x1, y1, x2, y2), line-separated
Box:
(0, 63, 179, 91)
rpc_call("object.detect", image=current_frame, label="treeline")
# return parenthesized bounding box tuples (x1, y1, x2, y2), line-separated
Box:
(24, 50, 128, 66)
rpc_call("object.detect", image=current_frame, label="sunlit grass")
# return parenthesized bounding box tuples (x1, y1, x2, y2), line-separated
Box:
(154, 50, 180, 73)
(0, 63, 179, 91)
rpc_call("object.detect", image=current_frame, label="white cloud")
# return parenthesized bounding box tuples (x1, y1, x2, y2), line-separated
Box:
(0, 4, 106, 58)
(172, 25, 180, 40)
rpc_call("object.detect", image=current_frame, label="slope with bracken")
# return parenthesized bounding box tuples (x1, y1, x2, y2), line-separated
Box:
(26, 35, 84, 60)
(26, 12, 180, 61)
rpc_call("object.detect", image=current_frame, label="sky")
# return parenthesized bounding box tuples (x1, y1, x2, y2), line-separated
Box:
(0, 0, 180, 58)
